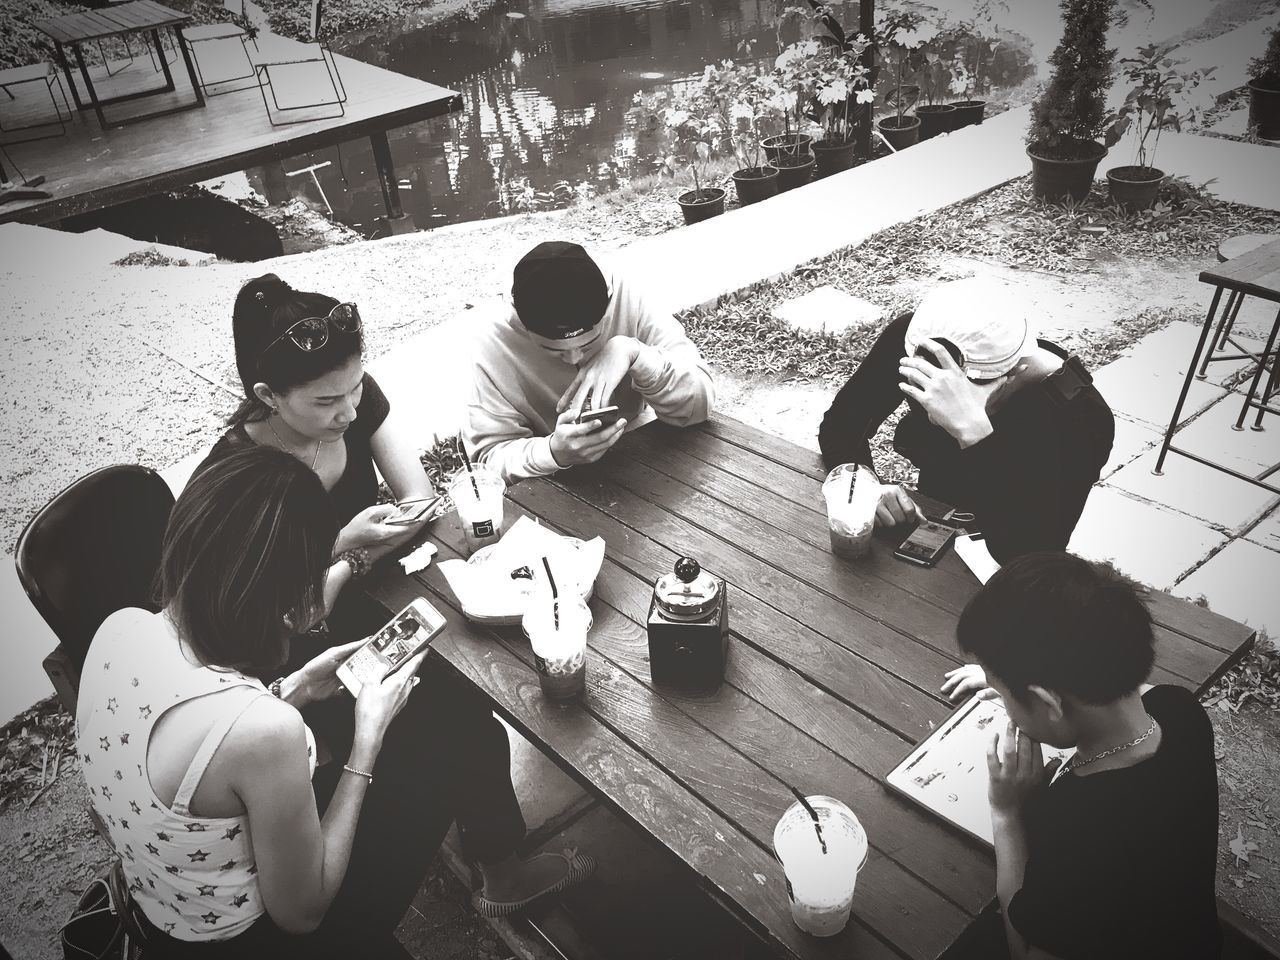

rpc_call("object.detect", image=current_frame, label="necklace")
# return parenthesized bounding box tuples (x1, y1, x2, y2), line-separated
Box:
(268, 417, 323, 470)
(1059, 715, 1157, 777)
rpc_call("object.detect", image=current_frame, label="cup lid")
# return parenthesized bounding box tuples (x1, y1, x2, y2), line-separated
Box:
(654, 557, 719, 620)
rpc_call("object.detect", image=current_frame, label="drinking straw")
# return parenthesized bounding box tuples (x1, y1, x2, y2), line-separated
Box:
(847, 467, 856, 505)
(541, 555, 559, 630)
(457, 433, 481, 500)
(789, 786, 828, 854)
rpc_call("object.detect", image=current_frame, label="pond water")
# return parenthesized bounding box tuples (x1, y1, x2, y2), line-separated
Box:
(274, 0, 810, 234)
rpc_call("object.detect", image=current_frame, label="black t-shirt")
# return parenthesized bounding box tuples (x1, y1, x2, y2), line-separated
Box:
(817, 312, 1115, 562)
(1008, 685, 1222, 959)
(197, 373, 391, 528)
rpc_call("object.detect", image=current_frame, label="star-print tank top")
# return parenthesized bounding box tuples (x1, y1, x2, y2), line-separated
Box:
(76, 607, 317, 942)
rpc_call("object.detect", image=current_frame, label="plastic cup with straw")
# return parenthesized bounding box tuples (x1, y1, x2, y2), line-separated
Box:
(822, 463, 877, 560)
(523, 555, 590, 701)
(448, 435, 505, 555)
(773, 793, 868, 937)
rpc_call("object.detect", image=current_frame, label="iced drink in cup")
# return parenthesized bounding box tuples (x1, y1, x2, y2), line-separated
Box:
(822, 464, 878, 560)
(773, 796, 868, 937)
(523, 596, 591, 701)
(448, 465, 505, 555)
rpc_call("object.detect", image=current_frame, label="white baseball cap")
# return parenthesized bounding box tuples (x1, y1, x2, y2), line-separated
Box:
(904, 276, 1036, 380)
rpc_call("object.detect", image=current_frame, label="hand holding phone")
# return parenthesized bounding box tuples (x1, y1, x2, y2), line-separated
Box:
(336, 598, 447, 696)
(573, 404, 623, 430)
(385, 496, 442, 526)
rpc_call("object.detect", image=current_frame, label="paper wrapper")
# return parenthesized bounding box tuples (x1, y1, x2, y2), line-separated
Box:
(438, 516, 605, 624)
(399, 541, 438, 574)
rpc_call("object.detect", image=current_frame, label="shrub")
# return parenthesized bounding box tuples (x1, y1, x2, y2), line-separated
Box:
(1026, 0, 1120, 159)
(1248, 26, 1280, 88)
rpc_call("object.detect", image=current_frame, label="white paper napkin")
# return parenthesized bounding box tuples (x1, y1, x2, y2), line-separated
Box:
(955, 533, 1000, 584)
(399, 541, 438, 574)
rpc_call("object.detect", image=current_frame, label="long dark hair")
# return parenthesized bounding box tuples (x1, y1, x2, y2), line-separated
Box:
(229, 274, 363, 428)
(159, 446, 338, 674)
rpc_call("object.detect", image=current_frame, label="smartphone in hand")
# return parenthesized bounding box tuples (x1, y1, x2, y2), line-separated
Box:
(573, 405, 623, 429)
(385, 496, 442, 526)
(335, 598, 447, 696)
(894, 520, 958, 567)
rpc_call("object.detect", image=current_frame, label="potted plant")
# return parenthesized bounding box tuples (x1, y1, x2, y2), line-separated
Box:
(765, 39, 820, 190)
(660, 89, 727, 225)
(1103, 47, 1211, 212)
(949, 19, 1000, 128)
(810, 36, 874, 177)
(707, 61, 782, 205)
(1248, 26, 1280, 140)
(1025, 0, 1119, 202)
(915, 34, 958, 139)
(875, 9, 929, 150)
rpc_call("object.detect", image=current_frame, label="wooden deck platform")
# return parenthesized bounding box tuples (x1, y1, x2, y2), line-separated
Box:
(0, 38, 461, 224)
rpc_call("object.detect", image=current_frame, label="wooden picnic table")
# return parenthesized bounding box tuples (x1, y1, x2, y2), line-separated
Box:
(34, 0, 205, 130)
(365, 414, 1256, 960)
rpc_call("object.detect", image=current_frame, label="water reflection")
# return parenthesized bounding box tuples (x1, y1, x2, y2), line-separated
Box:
(275, 0, 794, 234)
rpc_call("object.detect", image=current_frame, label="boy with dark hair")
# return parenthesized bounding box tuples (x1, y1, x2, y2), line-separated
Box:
(948, 552, 1221, 960)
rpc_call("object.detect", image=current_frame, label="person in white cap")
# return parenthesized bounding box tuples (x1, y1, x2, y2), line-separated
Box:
(818, 276, 1114, 562)
(465, 241, 714, 482)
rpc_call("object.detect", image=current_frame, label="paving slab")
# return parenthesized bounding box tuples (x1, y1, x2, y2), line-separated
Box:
(771, 285, 882, 336)
(1123, 321, 1264, 389)
(1147, 130, 1280, 211)
(366, 313, 473, 452)
(1107, 447, 1280, 532)
(1068, 485, 1226, 590)
(1245, 508, 1280, 554)
(1101, 413, 1163, 480)
(614, 105, 1035, 316)
(1172, 389, 1280, 476)
(1175, 537, 1280, 639)
(1090, 358, 1227, 430)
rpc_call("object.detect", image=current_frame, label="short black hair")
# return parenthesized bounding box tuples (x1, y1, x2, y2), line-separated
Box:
(956, 552, 1155, 704)
(229, 273, 363, 427)
(159, 445, 337, 675)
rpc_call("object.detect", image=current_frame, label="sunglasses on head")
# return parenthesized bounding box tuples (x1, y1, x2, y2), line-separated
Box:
(261, 303, 361, 357)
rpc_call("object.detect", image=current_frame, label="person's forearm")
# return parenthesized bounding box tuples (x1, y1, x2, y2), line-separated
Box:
(321, 559, 353, 619)
(630, 342, 713, 425)
(313, 734, 382, 911)
(992, 810, 1032, 960)
(482, 436, 560, 482)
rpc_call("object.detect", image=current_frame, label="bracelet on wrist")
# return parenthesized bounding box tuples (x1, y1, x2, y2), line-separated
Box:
(342, 763, 373, 785)
(335, 547, 372, 579)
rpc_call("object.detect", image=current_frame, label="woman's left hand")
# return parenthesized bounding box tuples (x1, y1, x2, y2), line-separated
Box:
(288, 639, 368, 706)
(899, 339, 1003, 447)
(986, 720, 1056, 815)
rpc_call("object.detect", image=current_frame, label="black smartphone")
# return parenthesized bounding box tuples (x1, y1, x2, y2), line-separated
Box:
(574, 405, 622, 429)
(385, 496, 442, 526)
(894, 519, 958, 567)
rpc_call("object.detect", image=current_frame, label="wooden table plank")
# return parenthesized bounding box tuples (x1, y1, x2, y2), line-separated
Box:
(698, 415, 829, 480)
(414, 518, 975, 959)
(509, 479, 957, 737)
(368, 537, 913, 960)
(1200, 238, 1280, 304)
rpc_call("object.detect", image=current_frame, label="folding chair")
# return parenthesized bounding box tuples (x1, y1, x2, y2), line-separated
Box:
(250, 0, 347, 126)
(14, 465, 174, 713)
(181, 0, 258, 96)
(0, 62, 73, 144)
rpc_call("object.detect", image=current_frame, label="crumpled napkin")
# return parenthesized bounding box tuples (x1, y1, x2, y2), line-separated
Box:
(438, 516, 605, 622)
(399, 541, 439, 574)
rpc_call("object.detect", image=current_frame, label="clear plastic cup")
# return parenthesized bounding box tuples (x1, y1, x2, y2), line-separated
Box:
(773, 796, 868, 937)
(522, 596, 591, 701)
(821, 464, 879, 560)
(448, 466, 505, 555)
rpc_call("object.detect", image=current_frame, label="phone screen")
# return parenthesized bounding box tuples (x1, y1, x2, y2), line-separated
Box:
(387, 497, 439, 525)
(897, 520, 956, 562)
(367, 606, 442, 668)
(575, 405, 622, 428)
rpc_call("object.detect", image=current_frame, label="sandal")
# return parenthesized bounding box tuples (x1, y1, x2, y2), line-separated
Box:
(473, 847, 596, 918)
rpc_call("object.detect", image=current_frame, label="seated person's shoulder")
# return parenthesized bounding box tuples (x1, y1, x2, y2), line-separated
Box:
(1145, 683, 1213, 744)
(223, 695, 308, 771)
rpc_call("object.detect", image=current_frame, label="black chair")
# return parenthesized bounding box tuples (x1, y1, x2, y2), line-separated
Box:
(14, 465, 174, 714)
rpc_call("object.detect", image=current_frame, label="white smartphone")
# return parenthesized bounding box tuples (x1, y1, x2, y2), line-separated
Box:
(335, 598, 447, 697)
(385, 496, 442, 526)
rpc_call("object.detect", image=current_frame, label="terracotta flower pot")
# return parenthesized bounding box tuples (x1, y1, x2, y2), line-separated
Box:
(676, 188, 726, 224)
(812, 138, 859, 178)
(876, 115, 920, 151)
(731, 166, 780, 205)
(1026, 140, 1107, 203)
(1106, 164, 1165, 212)
(916, 103, 957, 139)
(1248, 78, 1280, 140)
(773, 154, 815, 192)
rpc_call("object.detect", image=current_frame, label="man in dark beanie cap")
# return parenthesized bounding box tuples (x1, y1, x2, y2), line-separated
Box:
(465, 241, 714, 481)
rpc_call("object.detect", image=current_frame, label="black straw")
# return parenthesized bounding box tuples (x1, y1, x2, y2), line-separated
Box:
(847, 469, 856, 504)
(457, 433, 481, 499)
(789, 786, 827, 854)
(541, 556, 559, 630)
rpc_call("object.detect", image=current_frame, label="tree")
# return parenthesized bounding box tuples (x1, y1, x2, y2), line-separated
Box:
(1025, 0, 1119, 159)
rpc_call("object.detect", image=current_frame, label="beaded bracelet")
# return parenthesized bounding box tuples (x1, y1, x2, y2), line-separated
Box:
(342, 764, 373, 784)
(335, 547, 372, 579)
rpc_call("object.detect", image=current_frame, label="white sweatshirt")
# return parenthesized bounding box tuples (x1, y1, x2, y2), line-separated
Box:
(464, 266, 714, 483)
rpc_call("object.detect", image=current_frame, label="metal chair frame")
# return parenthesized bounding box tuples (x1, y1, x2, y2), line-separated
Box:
(183, 25, 259, 96)
(0, 64, 74, 144)
(248, 0, 346, 126)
